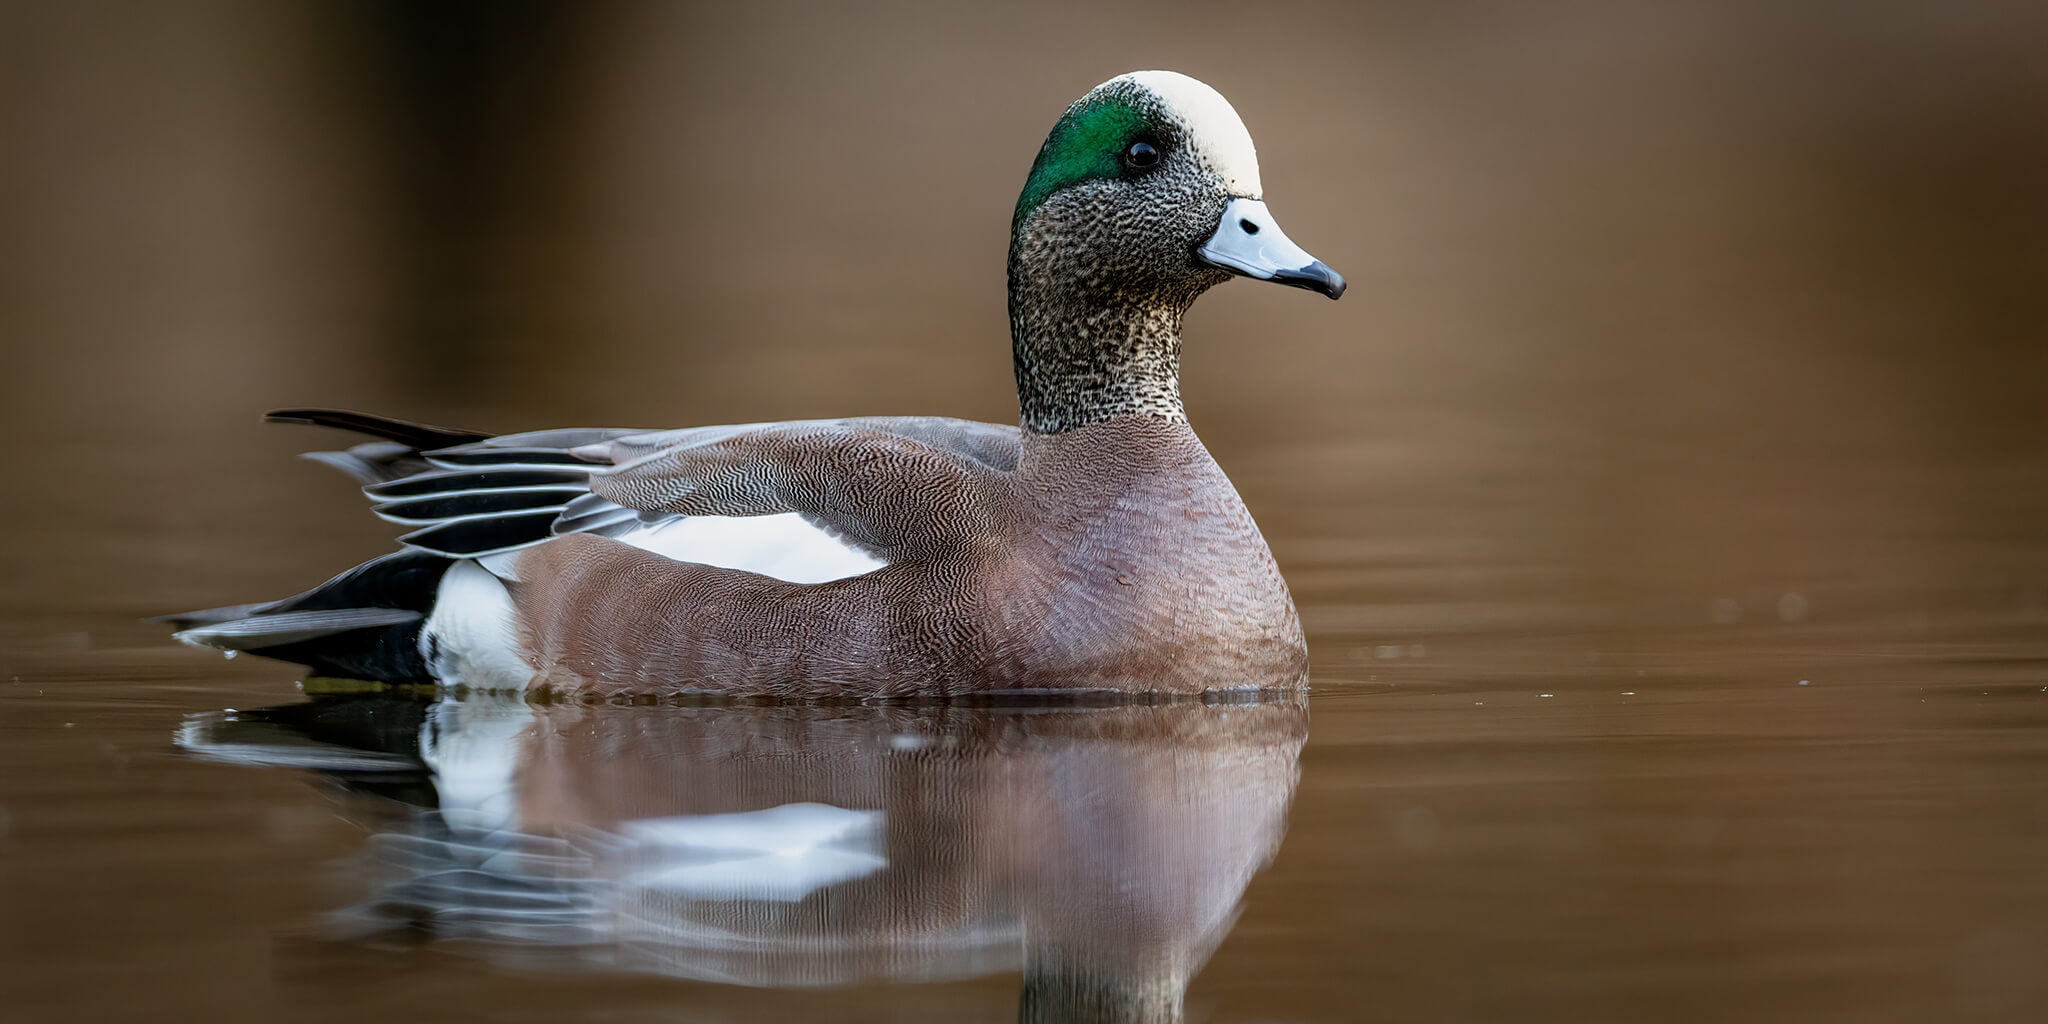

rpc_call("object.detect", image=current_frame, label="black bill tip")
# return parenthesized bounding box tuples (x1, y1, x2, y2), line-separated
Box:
(1270, 261, 1346, 300)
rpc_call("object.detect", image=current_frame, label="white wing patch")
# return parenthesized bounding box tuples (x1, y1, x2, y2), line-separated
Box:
(617, 513, 886, 584)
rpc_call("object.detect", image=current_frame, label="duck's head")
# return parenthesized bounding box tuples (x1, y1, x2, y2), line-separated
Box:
(1011, 70, 1345, 308)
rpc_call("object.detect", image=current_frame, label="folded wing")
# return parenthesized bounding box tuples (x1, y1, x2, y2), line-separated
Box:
(293, 412, 1021, 572)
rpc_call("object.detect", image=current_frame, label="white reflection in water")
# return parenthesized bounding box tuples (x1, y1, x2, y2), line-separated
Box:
(177, 690, 1306, 1020)
(611, 803, 887, 902)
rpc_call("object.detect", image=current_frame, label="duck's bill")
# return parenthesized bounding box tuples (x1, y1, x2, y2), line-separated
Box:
(1196, 197, 1346, 300)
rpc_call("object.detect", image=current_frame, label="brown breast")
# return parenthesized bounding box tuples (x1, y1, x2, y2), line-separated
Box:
(976, 417, 1307, 692)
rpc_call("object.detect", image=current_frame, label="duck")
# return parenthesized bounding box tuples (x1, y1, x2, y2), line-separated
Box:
(163, 70, 1346, 697)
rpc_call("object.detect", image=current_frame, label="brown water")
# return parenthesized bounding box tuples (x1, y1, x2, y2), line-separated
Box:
(4, 2, 2048, 1021)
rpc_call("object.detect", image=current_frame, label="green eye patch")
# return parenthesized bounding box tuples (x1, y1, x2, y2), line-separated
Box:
(1014, 97, 1151, 225)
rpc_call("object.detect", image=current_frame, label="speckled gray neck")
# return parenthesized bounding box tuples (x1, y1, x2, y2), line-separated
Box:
(1006, 186, 1226, 435)
(1009, 281, 1193, 436)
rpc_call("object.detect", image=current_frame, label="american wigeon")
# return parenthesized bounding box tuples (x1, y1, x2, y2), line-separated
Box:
(165, 71, 1345, 696)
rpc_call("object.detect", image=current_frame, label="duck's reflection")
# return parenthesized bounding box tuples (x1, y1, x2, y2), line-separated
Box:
(181, 693, 1306, 1020)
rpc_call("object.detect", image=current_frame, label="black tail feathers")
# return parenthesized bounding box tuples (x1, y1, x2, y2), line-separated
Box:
(156, 409, 503, 680)
(263, 408, 490, 451)
(162, 551, 453, 682)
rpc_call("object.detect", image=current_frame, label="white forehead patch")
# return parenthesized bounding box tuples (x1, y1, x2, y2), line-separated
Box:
(1117, 70, 1263, 198)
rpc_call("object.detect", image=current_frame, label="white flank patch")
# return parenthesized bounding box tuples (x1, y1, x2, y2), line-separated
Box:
(1121, 70, 1263, 197)
(422, 560, 535, 689)
(619, 512, 885, 584)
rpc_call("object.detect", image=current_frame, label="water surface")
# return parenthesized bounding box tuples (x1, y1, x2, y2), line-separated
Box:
(4, 526, 2044, 1021)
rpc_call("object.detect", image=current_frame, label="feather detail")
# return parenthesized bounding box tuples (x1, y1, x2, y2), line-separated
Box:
(373, 486, 587, 526)
(366, 468, 592, 501)
(400, 510, 569, 559)
(174, 608, 422, 650)
(265, 408, 489, 449)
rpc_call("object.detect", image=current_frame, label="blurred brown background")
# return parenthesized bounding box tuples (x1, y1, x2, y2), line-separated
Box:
(1, 0, 2045, 650)
(4, 5, 2048, 1022)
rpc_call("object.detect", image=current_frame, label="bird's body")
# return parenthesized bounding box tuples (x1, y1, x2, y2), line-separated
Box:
(484, 417, 1302, 696)
(165, 71, 1344, 696)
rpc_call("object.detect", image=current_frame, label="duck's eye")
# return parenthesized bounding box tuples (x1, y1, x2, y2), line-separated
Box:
(1123, 140, 1160, 171)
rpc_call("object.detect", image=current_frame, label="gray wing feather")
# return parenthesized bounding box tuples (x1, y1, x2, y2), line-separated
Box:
(174, 608, 422, 650)
(298, 416, 1021, 561)
(585, 420, 1012, 560)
